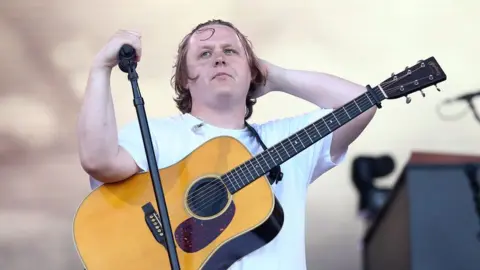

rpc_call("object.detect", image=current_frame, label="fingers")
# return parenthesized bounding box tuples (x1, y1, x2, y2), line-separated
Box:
(120, 29, 141, 37)
(116, 29, 142, 38)
(114, 29, 142, 61)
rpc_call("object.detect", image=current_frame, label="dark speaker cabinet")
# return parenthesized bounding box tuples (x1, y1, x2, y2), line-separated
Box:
(362, 152, 480, 270)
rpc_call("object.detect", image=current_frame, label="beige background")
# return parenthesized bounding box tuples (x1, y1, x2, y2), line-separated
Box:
(1, 0, 479, 269)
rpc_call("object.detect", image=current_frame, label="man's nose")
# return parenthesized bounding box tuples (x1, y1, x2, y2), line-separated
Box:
(214, 55, 227, 67)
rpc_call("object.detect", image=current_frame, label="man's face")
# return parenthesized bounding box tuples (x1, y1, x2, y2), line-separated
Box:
(185, 24, 252, 107)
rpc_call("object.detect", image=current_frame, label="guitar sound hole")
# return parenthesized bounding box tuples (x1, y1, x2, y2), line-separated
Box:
(187, 177, 229, 218)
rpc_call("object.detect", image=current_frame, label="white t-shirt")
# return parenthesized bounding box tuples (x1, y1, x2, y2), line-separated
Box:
(89, 109, 346, 270)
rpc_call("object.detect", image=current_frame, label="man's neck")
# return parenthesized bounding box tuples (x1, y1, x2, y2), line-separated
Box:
(190, 105, 246, 130)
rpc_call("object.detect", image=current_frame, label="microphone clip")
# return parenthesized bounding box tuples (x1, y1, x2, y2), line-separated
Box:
(191, 123, 205, 135)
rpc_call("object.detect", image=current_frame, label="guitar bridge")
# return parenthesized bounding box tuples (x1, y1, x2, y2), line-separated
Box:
(142, 202, 166, 247)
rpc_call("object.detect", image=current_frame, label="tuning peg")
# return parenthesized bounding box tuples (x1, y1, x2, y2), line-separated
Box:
(420, 90, 425, 97)
(435, 84, 441, 92)
(405, 96, 412, 104)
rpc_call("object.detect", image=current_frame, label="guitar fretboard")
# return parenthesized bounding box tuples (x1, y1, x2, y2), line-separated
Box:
(221, 86, 385, 194)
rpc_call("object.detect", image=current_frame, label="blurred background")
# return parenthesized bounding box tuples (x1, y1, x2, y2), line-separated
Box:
(1, 0, 479, 269)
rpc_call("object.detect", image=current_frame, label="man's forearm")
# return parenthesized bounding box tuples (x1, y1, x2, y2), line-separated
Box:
(267, 63, 371, 110)
(77, 67, 120, 172)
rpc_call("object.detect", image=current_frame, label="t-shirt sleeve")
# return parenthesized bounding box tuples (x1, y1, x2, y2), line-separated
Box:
(87, 120, 161, 190)
(259, 108, 347, 186)
(117, 120, 160, 173)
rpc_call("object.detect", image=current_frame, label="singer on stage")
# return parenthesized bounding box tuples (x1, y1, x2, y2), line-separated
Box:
(76, 19, 376, 270)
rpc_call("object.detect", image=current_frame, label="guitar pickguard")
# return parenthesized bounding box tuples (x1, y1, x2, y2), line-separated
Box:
(174, 202, 236, 253)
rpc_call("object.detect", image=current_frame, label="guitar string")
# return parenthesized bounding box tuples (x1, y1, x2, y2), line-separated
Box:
(190, 77, 435, 213)
(186, 68, 429, 204)
(186, 85, 388, 208)
(190, 92, 427, 214)
(188, 72, 430, 212)
(189, 74, 424, 211)
(187, 72, 428, 212)
(185, 87, 382, 207)
(188, 94, 376, 212)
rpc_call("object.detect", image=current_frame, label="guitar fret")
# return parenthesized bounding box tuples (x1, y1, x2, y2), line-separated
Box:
(292, 137, 301, 152)
(312, 122, 322, 136)
(242, 163, 254, 182)
(332, 112, 341, 125)
(237, 167, 246, 187)
(303, 129, 313, 145)
(265, 149, 275, 164)
(353, 99, 362, 112)
(366, 93, 375, 105)
(333, 109, 347, 125)
(240, 164, 250, 183)
(259, 152, 270, 170)
(305, 125, 319, 142)
(295, 133, 305, 148)
(280, 142, 290, 156)
(273, 147, 284, 162)
(247, 159, 261, 176)
(304, 129, 313, 142)
(232, 170, 240, 190)
(343, 107, 351, 119)
(273, 149, 282, 162)
(287, 138, 298, 154)
(253, 158, 263, 173)
(322, 118, 331, 131)
(325, 115, 337, 130)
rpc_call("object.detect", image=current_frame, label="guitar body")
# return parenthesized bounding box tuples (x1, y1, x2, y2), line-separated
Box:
(73, 136, 285, 270)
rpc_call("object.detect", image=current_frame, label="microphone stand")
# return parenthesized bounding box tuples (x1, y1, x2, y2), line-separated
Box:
(466, 100, 480, 123)
(117, 44, 181, 270)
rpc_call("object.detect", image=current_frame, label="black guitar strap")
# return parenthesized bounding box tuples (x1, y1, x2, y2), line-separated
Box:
(244, 121, 283, 185)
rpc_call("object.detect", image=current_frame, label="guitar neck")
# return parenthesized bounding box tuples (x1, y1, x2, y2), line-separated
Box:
(223, 86, 385, 194)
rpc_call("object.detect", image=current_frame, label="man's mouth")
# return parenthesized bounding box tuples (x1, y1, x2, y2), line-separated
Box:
(212, 72, 232, 79)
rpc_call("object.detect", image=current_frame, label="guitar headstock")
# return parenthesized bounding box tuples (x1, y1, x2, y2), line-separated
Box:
(379, 57, 447, 103)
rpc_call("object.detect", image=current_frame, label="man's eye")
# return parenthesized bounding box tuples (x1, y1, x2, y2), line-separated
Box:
(200, 51, 211, 58)
(225, 49, 236, 54)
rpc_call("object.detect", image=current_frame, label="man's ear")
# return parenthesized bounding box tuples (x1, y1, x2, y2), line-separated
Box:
(182, 78, 190, 90)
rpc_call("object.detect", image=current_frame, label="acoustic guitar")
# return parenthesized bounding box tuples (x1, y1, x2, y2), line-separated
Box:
(72, 57, 447, 270)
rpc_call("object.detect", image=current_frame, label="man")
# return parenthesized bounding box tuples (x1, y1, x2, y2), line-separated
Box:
(77, 19, 376, 270)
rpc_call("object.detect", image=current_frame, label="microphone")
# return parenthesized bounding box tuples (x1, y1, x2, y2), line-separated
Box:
(444, 90, 480, 104)
(118, 44, 137, 73)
